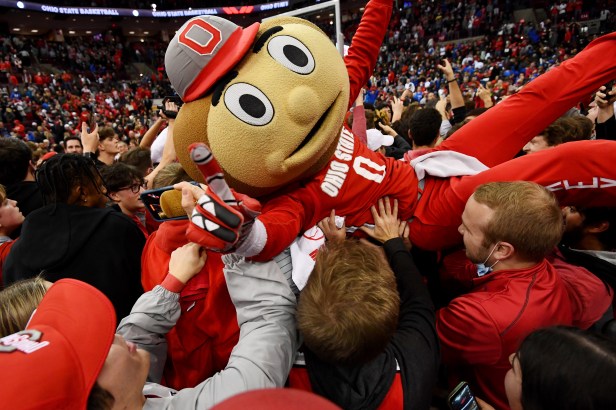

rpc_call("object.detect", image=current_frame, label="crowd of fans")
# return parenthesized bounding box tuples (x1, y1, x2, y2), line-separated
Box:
(0, 0, 615, 409)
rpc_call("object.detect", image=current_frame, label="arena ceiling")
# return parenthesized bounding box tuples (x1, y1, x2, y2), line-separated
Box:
(0, 0, 367, 38)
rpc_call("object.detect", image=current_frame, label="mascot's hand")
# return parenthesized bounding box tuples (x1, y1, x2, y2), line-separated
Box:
(188, 143, 262, 252)
(184, 187, 244, 252)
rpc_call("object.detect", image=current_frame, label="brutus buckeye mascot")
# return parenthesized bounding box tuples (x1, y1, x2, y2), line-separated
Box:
(163, 0, 616, 259)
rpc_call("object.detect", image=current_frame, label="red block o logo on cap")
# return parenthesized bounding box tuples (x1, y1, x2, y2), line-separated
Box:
(179, 19, 222, 56)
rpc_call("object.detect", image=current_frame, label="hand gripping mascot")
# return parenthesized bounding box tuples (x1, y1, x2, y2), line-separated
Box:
(165, 0, 616, 260)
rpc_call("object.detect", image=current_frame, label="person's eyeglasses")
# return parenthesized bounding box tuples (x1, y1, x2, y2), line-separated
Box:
(119, 182, 146, 194)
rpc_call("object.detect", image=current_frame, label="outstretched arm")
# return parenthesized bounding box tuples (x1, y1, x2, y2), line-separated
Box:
(156, 254, 298, 408)
(117, 243, 206, 383)
(345, 0, 393, 106)
(438, 59, 465, 110)
(438, 32, 616, 167)
(361, 198, 439, 410)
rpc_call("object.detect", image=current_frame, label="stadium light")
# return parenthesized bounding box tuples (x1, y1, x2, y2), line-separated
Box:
(16, 2, 24, 9)
(132, 10, 139, 16)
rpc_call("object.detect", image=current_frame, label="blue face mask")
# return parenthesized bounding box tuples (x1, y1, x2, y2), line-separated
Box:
(476, 243, 500, 277)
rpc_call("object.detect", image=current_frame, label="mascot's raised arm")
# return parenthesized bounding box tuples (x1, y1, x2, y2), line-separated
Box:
(165, 0, 616, 260)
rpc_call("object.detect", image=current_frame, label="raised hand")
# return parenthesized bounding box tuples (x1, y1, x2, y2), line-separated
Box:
(81, 121, 99, 153)
(181, 143, 261, 252)
(317, 209, 346, 243)
(437, 58, 455, 81)
(595, 84, 616, 108)
(390, 96, 404, 122)
(168, 243, 207, 284)
(359, 197, 401, 243)
(399, 220, 412, 251)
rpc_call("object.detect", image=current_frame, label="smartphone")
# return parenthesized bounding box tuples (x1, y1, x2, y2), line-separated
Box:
(140, 182, 198, 221)
(448, 381, 479, 410)
(159, 95, 184, 119)
(603, 80, 615, 101)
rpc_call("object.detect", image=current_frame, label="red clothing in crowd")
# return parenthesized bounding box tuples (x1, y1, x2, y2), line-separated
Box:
(288, 367, 405, 409)
(548, 249, 613, 329)
(0, 241, 15, 285)
(12, 121, 25, 138)
(250, 32, 616, 261)
(437, 259, 573, 410)
(255, 128, 419, 260)
(141, 220, 239, 389)
(0, 60, 11, 72)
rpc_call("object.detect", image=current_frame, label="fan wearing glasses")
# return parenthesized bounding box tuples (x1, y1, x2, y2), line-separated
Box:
(101, 163, 148, 238)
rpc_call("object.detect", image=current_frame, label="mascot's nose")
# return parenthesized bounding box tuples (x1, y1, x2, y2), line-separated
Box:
(287, 86, 320, 126)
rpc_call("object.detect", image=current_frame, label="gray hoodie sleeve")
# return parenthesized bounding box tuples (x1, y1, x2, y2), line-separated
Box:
(117, 285, 180, 383)
(143, 253, 299, 410)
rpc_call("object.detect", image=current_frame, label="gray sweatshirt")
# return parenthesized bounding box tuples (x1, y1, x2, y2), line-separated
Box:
(117, 253, 299, 409)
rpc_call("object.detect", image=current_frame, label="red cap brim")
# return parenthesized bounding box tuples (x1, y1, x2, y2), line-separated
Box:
(0, 279, 117, 409)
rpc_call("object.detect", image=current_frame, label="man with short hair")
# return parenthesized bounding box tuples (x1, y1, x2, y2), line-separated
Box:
(95, 126, 120, 166)
(119, 147, 153, 178)
(554, 205, 615, 330)
(100, 163, 148, 237)
(64, 135, 83, 154)
(292, 199, 439, 409)
(437, 181, 573, 410)
(404, 108, 442, 160)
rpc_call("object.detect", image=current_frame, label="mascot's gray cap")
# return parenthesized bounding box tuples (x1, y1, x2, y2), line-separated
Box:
(165, 15, 260, 102)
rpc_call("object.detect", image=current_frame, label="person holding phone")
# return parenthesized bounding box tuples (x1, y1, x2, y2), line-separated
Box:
(474, 326, 616, 410)
(437, 182, 573, 410)
(594, 82, 616, 140)
(139, 180, 242, 390)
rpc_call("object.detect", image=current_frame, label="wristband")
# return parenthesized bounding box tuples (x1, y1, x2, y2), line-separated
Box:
(447, 78, 456, 83)
(162, 272, 186, 293)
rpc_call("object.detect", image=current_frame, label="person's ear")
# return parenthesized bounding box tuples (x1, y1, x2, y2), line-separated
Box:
(108, 192, 121, 203)
(494, 241, 514, 260)
(67, 183, 85, 205)
(585, 221, 609, 235)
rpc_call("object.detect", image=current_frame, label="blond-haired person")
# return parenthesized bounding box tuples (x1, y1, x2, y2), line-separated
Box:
(437, 182, 574, 410)
(292, 198, 439, 409)
(0, 276, 50, 337)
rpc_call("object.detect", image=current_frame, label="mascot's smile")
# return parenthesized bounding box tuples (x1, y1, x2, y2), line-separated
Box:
(290, 91, 341, 158)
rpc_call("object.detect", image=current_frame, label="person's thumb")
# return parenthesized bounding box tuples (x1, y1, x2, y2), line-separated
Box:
(181, 187, 196, 216)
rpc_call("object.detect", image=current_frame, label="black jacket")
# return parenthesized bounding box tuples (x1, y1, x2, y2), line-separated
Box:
(3, 203, 145, 321)
(6, 181, 43, 239)
(305, 238, 440, 410)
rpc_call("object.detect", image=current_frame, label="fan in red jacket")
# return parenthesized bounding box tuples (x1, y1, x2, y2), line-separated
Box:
(141, 220, 239, 389)
(437, 182, 574, 410)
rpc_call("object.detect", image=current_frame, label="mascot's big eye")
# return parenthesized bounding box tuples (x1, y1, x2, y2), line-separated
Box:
(267, 35, 315, 75)
(224, 83, 274, 126)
